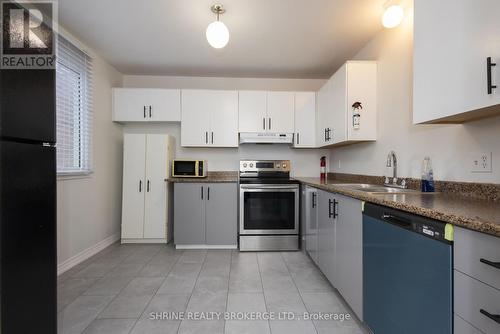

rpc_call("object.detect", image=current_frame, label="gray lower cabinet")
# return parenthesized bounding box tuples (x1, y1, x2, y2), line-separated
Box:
(303, 186, 319, 265)
(174, 183, 205, 245)
(454, 226, 500, 334)
(317, 189, 336, 286)
(306, 187, 363, 320)
(205, 183, 237, 245)
(334, 193, 363, 320)
(174, 183, 237, 247)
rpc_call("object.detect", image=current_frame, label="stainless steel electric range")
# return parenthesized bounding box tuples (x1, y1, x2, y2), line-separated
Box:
(238, 160, 300, 251)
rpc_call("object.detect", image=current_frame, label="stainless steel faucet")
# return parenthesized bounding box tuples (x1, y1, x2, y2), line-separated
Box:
(385, 150, 407, 188)
(386, 150, 397, 182)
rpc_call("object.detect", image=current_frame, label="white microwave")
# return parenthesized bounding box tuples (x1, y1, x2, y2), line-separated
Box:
(172, 160, 207, 178)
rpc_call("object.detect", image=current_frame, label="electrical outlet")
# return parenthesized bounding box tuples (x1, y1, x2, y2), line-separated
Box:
(471, 152, 492, 173)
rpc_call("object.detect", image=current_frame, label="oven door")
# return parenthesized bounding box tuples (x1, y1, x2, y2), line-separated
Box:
(239, 184, 299, 235)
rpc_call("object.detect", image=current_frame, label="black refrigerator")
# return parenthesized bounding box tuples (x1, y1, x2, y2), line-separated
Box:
(0, 69, 57, 333)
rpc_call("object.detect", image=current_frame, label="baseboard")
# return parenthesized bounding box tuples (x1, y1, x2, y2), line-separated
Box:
(175, 244, 238, 250)
(57, 233, 120, 276)
(121, 238, 167, 244)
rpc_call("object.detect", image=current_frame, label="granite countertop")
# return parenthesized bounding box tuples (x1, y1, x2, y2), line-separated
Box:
(167, 171, 238, 183)
(295, 177, 500, 238)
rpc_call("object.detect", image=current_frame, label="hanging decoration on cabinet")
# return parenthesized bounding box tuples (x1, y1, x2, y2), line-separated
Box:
(352, 101, 363, 130)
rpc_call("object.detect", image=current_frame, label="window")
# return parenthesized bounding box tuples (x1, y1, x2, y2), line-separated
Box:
(56, 36, 93, 175)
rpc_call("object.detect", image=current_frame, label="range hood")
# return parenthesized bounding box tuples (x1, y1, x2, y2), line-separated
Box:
(239, 133, 294, 144)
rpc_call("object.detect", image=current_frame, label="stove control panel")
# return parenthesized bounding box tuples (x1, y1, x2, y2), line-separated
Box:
(239, 160, 291, 173)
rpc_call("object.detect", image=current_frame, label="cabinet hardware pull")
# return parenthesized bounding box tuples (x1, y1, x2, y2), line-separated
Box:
(480, 309, 500, 324)
(205, 131, 208, 144)
(211, 132, 214, 144)
(201, 186, 203, 200)
(326, 128, 332, 141)
(328, 199, 333, 218)
(312, 192, 316, 208)
(263, 118, 266, 130)
(147, 180, 150, 192)
(139, 180, 142, 192)
(480, 258, 500, 270)
(487, 57, 497, 94)
(268, 117, 271, 130)
(333, 199, 339, 218)
(207, 187, 210, 200)
(297, 133, 300, 145)
(143, 106, 146, 118)
(149, 106, 152, 118)
(324, 128, 327, 142)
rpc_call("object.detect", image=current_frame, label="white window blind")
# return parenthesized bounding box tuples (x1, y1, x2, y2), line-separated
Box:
(56, 36, 93, 175)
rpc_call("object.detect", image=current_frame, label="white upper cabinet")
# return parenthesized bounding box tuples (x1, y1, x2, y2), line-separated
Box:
(316, 79, 333, 146)
(238, 91, 267, 132)
(181, 90, 211, 147)
(181, 90, 238, 147)
(316, 61, 377, 147)
(209, 90, 239, 147)
(238, 91, 295, 133)
(266, 92, 295, 133)
(113, 88, 181, 122)
(294, 92, 316, 148)
(413, 0, 500, 124)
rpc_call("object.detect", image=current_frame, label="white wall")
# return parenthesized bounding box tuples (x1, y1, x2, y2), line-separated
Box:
(329, 6, 500, 184)
(122, 75, 329, 177)
(123, 75, 325, 91)
(57, 28, 124, 266)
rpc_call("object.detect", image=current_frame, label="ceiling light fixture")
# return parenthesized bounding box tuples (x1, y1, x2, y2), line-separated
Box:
(382, 4, 404, 28)
(206, 4, 229, 49)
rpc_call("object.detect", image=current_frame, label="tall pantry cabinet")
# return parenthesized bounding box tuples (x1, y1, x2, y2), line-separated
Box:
(121, 133, 174, 243)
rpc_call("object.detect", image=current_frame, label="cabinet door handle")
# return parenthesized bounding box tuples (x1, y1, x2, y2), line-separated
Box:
(333, 199, 339, 218)
(211, 131, 214, 144)
(143, 106, 146, 118)
(324, 128, 327, 142)
(268, 117, 271, 130)
(480, 309, 500, 325)
(328, 199, 333, 218)
(263, 118, 266, 130)
(201, 186, 203, 200)
(487, 57, 497, 94)
(312, 192, 316, 208)
(139, 180, 142, 192)
(297, 133, 300, 145)
(480, 258, 500, 270)
(205, 131, 208, 144)
(149, 105, 152, 118)
(207, 187, 210, 200)
(147, 180, 150, 192)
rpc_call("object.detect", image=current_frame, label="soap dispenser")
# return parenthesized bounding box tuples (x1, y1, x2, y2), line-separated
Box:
(421, 157, 435, 192)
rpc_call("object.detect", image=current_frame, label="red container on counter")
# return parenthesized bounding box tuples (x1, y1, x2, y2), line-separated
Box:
(320, 156, 326, 182)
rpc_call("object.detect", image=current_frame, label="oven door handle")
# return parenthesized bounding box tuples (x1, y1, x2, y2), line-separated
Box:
(240, 185, 299, 190)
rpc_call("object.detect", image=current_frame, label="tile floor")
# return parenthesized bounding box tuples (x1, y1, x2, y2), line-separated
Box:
(58, 243, 368, 334)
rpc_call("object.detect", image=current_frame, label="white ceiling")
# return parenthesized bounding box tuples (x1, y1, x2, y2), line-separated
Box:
(58, 0, 386, 78)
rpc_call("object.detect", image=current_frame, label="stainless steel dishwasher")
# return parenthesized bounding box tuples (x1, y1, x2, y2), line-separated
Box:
(363, 203, 453, 334)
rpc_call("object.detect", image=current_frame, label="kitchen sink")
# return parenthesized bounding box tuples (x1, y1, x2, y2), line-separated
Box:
(335, 183, 421, 194)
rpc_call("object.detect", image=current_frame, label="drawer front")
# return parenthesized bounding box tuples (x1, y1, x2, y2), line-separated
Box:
(455, 227, 500, 290)
(454, 315, 484, 334)
(455, 270, 500, 334)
